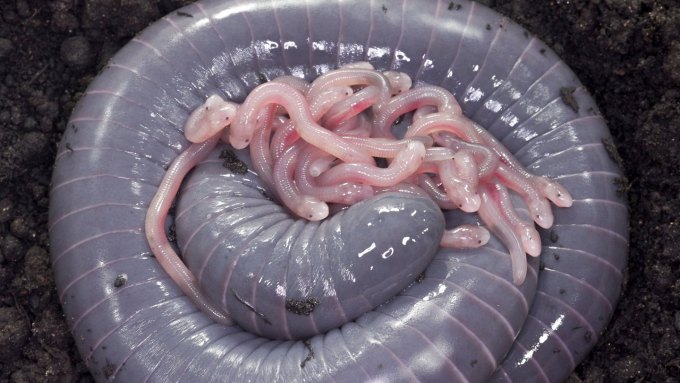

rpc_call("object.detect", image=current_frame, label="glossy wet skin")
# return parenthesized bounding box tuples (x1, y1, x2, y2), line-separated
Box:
(48, 0, 628, 381)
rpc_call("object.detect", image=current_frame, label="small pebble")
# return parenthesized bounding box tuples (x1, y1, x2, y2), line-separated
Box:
(51, 11, 79, 33)
(36, 100, 59, 120)
(23, 116, 37, 130)
(2, 235, 24, 262)
(114, 274, 127, 288)
(60, 36, 94, 67)
(10, 217, 30, 240)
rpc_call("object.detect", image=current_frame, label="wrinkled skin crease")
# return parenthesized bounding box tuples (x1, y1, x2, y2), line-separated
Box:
(48, 0, 628, 382)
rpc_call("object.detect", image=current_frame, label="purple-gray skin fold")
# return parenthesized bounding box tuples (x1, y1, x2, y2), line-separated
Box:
(48, 0, 628, 382)
(176, 159, 446, 340)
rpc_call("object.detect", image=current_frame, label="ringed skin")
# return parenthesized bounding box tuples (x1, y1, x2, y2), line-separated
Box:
(49, 0, 628, 381)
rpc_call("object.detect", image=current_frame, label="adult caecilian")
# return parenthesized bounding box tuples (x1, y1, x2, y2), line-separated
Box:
(48, 0, 628, 382)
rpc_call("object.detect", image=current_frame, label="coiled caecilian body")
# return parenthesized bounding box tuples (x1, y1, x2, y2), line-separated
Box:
(48, 0, 628, 382)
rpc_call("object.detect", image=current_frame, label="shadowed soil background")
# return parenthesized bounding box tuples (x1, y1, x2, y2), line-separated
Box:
(0, 0, 678, 382)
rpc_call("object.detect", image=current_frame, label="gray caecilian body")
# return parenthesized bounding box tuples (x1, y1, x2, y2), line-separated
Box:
(49, 0, 628, 381)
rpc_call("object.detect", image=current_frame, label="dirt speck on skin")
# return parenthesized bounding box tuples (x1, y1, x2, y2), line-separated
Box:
(0, 0, 677, 382)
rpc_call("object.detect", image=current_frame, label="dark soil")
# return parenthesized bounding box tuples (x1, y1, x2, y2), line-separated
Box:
(0, 0, 677, 382)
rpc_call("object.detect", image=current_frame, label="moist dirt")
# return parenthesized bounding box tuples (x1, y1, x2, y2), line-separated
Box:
(0, 0, 678, 382)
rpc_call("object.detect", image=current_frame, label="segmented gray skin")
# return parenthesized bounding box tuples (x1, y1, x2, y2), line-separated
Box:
(48, 0, 628, 382)
(176, 159, 446, 340)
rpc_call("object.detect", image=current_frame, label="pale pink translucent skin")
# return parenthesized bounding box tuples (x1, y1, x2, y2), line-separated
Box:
(296, 145, 374, 205)
(145, 143, 236, 325)
(315, 140, 426, 187)
(184, 95, 239, 144)
(147, 63, 574, 301)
